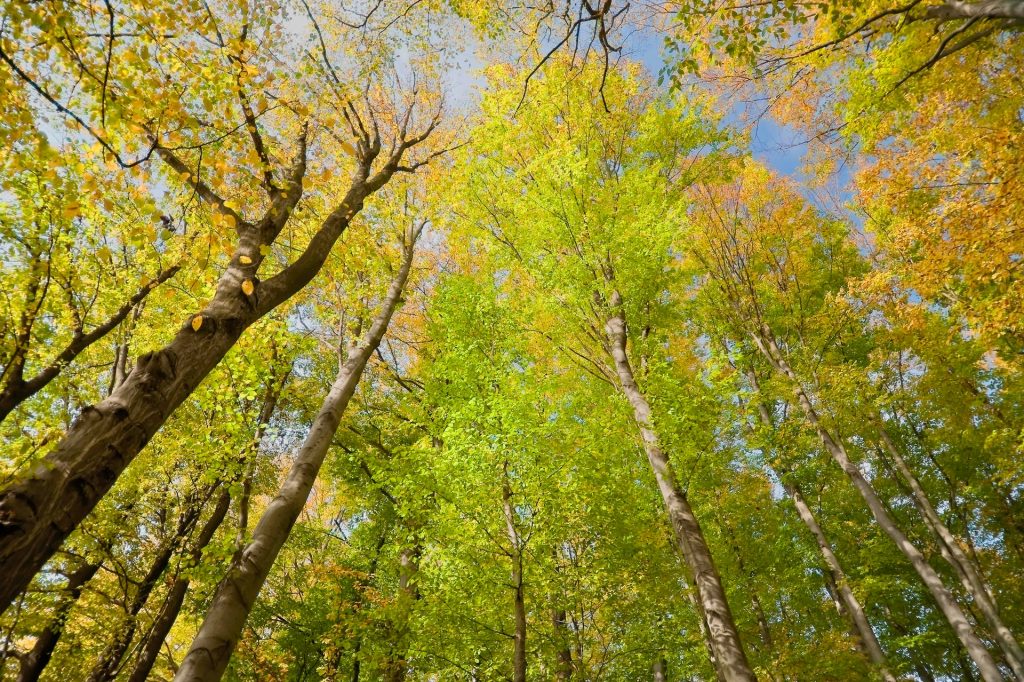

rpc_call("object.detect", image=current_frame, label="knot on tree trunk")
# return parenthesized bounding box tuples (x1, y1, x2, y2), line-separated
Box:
(134, 349, 178, 392)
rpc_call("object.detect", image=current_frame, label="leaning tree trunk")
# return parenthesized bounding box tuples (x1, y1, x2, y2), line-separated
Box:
(604, 290, 756, 682)
(750, 323, 1003, 682)
(16, 560, 101, 682)
(743, 366, 894, 681)
(876, 428, 1024, 679)
(172, 231, 418, 682)
(502, 462, 528, 682)
(0, 117, 436, 612)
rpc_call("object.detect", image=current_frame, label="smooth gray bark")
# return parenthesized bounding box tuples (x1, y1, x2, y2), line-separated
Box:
(605, 290, 756, 682)
(877, 429, 1024, 679)
(750, 323, 1002, 682)
(927, 0, 1024, 20)
(743, 366, 894, 681)
(171, 231, 417, 681)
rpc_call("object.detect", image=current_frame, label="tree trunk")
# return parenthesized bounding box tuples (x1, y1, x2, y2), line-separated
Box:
(877, 428, 1024, 679)
(750, 323, 1002, 682)
(782, 478, 894, 678)
(383, 541, 421, 682)
(928, 0, 1024, 20)
(0, 127, 434, 612)
(502, 463, 528, 682)
(125, 490, 232, 682)
(172, 233, 417, 682)
(16, 560, 101, 682)
(605, 290, 756, 682)
(743, 364, 894, 681)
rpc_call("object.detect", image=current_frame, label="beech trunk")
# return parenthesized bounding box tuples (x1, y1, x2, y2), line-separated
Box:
(171, 233, 416, 681)
(750, 323, 1003, 682)
(605, 290, 756, 682)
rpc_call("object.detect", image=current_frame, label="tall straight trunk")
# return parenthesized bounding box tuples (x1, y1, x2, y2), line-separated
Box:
(783, 479, 895, 677)
(86, 490, 209, 682)
(877, 429, 1024, 679)
(172, 232, 418, 682)
(742, 366, 894, 681)
(16, 560, 101, 682)
(604, 291, 756, 682)
(502, 463, 527, 682)
(125, 490, 232, 682)
(750, 323, 1002, 682)
(0, 119, 436, 612)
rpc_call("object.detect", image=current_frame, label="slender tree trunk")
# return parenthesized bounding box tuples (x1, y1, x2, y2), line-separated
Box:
(383, 542, 421, 682)
(125, 490, 231, 682)
(502, 463, 527, 682)
(742, 364, 894, 681)
(750, 323, 1002, 682)
(783, 479, 895, 678)
(604, 290, 756, 682)
(16, 560, 101, 682)
(877, 429, 1024, 679)
(172, 232, 417, 682)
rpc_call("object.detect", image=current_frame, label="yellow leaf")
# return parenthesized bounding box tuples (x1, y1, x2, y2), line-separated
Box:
(259, 244, 271, 256)
(191, 315, 203, 332)
(340, 140, 356, 156)
(239, 255, 253, 265)
(63, 202, 82, 219)
(241, 280, 254, 296)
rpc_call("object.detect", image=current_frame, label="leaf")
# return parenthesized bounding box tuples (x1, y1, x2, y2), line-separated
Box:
(259, 244, 271, 256)
(242, 280, 255, 296)
(239, 255, 253, 265)
(63, 202, 82, 219)
(192, 315, 204, 332)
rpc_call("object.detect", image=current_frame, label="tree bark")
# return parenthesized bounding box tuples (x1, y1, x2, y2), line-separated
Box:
(125, 490, 232, 682)
(171, 232, 417, 681)
(653, 657, 668, 682)
(604, 290, 756, 682)
(502, 463, 528, 682)
(15, 560, 101, 682)
(927, 0, 1024, 21)
(877, 428, 1024, 679)
(553, 608, 573, 681)
(742, 366, 894, 681)
(0, 118, 436, 613)
(750, 323, 1003, 682)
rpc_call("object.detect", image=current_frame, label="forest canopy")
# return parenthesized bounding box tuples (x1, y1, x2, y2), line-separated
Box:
(0, 0, 1021, 680)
